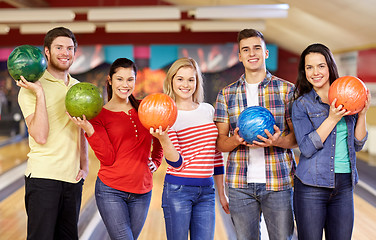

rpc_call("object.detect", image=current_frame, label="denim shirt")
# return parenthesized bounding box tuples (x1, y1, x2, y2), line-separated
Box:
(291, 89, 367, 188)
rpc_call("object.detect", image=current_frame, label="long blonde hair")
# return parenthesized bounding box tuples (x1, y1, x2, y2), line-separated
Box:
(163, 57, 204, 103)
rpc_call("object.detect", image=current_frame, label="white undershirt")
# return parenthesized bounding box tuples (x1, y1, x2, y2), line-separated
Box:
(245, 81, 266, 183)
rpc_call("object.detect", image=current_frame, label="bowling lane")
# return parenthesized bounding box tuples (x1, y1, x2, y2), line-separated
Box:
(0, 144, 99, 240)
(0, 139, 29, 174)
(1, 136, 375, 240)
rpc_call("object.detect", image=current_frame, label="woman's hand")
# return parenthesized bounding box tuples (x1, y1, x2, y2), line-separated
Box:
(66, 113, 95, 137)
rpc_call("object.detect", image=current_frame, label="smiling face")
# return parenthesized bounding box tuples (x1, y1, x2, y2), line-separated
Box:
(172, 66, 197, 103)
(45, 36, 75, 72)
(304, 52, 330, 91)
(108, 67, 136, 101)
(238, 36, 269, 72)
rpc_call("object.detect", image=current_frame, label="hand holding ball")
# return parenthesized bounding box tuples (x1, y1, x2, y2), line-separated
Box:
(237, 106, 276, 143)
(328, 76, 367, 115)
(65, 82, 104, 120)
(138, 93, 177, 131)
(7, 45, 47, 82)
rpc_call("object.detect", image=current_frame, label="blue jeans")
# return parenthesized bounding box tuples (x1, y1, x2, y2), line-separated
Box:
(228, 184, 294, 240)
(294, 174, 354, 240)
(95, 177, 151, 240)
(162, 182, 216, 240)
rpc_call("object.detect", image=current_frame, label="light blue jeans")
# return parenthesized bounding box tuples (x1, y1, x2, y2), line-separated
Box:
(228, 183, 294, 240)
(95, 177, 151, 240)
(162, 182, 216, 240)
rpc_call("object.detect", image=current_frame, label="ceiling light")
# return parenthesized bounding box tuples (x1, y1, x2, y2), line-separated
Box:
(88, 7, 180, 21)
(105, 22, 181, 33)
(192, 4, 289, 19)
(187, 21, 265, 32)
(20, 23, 96, 34)
(0, 9, 75, 22)
(0, 24, 10, 34)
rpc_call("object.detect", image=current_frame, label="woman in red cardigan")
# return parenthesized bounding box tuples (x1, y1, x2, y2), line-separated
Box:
(68, 58, 163, 240)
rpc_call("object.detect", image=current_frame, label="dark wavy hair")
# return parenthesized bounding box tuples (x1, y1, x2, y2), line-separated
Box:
(294, 43, 339, 100)
(107, 58, 139, 111)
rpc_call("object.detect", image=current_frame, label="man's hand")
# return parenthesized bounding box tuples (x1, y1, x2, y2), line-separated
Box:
(76, 168, 88, 181)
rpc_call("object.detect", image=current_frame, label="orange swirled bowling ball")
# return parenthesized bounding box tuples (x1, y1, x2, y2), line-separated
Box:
(328, 76, 367, 115)
(138, 93, 177, 130)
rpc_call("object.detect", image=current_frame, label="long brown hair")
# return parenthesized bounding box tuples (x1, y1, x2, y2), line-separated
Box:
(107, 58, 139, 110)
(294, 43, 339, 100)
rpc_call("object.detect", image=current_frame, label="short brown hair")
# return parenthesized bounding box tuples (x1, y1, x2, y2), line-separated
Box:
(44, 27, 77, 54)
(237, 29, 265, 51)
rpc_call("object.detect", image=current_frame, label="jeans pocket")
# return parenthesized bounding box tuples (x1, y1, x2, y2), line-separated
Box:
(167, 183, 183, 192)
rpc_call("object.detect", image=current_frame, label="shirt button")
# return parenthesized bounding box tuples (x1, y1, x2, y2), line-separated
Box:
(331, 169, 334, 172)
(331, 156, 333, 159)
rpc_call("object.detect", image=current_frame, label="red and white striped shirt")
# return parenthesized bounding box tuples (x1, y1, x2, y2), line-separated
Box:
(165, 103, 224, 186)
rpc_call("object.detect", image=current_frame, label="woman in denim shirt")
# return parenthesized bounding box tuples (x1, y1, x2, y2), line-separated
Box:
(291, 43, 371, 240)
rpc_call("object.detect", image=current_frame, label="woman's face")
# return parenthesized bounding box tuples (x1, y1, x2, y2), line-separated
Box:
(172, 67, 197, 102)
(109, 67, 136, 100)
(304, 52, 330, 91)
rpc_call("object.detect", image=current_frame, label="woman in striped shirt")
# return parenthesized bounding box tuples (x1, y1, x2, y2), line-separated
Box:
(151, 57, 229, 240)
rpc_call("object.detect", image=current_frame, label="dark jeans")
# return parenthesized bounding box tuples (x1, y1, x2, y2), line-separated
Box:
(95, 177, 152, 240)
(24, 176, 84, 240)
(294, 174, 354, 240)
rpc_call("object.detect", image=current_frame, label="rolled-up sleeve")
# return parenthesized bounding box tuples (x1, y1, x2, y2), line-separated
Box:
(292, 100, 323, 158)
(355, 132, 368, 152)
(214, 90, 229, 123)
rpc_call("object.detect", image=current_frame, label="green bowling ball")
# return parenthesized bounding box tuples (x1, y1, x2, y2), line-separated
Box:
(7, 45, 47, 82)
(65, 82, 104, 120)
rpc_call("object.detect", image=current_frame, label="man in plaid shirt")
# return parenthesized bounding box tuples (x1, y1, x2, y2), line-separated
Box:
(214, 29, 297, 240)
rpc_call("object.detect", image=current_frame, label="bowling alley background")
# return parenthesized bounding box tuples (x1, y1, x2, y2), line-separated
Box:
(0, 43, 376, 153)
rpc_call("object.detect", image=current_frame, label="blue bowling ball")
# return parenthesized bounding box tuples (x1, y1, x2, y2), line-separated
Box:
(237, 106, 276, 143)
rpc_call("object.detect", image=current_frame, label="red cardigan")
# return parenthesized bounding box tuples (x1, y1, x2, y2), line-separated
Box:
(86, 107, 163, 194)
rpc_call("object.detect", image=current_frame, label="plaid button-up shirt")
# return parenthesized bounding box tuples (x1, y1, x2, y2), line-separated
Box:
(214, 71, 296, 191)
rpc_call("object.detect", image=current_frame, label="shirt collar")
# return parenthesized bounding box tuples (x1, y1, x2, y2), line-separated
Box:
(239, 70, 272, 88)
(44, 70, 73, 86)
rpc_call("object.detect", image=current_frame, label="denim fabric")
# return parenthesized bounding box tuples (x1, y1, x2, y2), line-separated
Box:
(292, 89, 367, 188)
(294, 174, 354, 240)
(162, 182, 216, 240)
(228, 184, 294, 240)
(95, 177, 151, 240)
(25, 177, 83, 240)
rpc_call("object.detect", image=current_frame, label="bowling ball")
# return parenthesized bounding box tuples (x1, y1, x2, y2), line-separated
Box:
(65, 82, 104, 120)
(7, 45, 47, 82)
(138, 93, 177, 131)
(237, 106, 276, 143)
(328, 76, 367, 115)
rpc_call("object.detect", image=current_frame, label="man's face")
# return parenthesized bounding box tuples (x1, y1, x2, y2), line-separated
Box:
(238, 37, 269, 72)
(45, 36, 75, 72)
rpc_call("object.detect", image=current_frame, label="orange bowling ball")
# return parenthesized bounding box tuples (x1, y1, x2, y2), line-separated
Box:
(138, 93, 177, 130)
(328, 76, 367, 115)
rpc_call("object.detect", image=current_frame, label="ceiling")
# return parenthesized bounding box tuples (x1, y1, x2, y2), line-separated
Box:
(0, 0, 375, 55)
